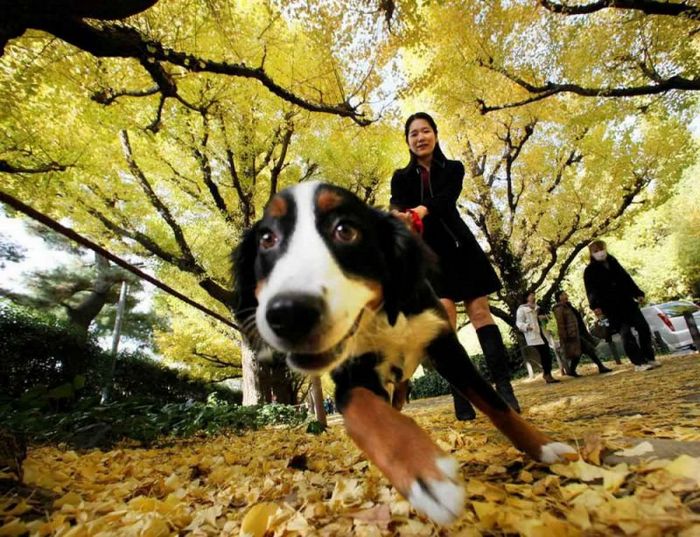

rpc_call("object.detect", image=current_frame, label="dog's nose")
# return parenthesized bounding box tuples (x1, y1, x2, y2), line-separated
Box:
(266, 293, 324, 342)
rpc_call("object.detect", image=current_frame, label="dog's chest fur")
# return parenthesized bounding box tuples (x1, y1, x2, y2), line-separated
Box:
(342, 309, 447, 386)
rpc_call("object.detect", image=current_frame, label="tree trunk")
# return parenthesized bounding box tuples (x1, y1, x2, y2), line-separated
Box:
(65, 253, 113, 340)
(258, 354, 297, 405)
(240, 341, 259, 406)
(310, 376, 326, 427)
(240, 345, 297, 406)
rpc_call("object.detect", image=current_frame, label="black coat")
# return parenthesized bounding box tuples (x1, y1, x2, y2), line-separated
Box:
(584, 254, 644, 322)
(390, 157, 501, 301)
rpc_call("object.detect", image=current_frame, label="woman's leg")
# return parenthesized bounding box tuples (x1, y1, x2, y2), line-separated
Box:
(440, 298, 457, 330)
(535, 344, 559, 382)
(580, 337, 612, 373)
(464, 297, 520, 412)
(440, 298, 476, 420)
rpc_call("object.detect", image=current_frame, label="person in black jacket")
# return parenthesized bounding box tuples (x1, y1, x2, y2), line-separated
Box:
(583, 240, 661, 372)
(390, 112, 520, 418)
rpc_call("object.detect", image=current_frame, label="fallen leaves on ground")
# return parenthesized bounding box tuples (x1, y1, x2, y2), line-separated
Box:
(2, 354, 700, 536)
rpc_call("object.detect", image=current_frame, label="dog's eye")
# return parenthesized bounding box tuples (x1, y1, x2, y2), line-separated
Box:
(259, 230, 278, 250)
(332, 222, 360, 244)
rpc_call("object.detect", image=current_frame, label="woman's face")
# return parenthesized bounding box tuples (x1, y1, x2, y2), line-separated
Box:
(406, 118, 437, 159)
(590, 243, 608, 261)
(527, 293, 536, 305)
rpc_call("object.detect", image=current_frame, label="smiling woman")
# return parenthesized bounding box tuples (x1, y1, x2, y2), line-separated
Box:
(390, 112, 521, 418)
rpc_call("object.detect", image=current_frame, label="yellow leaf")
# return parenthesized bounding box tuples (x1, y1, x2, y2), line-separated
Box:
(665, 455, 700, 485)
(128, 496, 161, 512)
(471, 501, 498, 529)
(2, 500, 31, 517)
(566, 503, 591, 530)
(614, 441, 655, 458)
(54, 492, 82, 508)
(240, 502, 279, 537)
(0, 519, 28, 537)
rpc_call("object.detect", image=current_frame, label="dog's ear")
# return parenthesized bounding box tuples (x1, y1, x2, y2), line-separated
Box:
(376, 211, 430, 326)
(231, 222, 260, 329)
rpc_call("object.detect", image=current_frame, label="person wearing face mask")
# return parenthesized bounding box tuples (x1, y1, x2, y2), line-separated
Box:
(583, 240, 661, 372)
(390, 112, 520, 419)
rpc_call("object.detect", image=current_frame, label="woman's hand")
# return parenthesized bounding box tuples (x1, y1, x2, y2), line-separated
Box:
(391, 209, 413, 229)
(412, 205, 429, 219)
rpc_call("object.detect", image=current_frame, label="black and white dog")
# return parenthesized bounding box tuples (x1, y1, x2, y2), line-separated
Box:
(232, 181, 576, 524)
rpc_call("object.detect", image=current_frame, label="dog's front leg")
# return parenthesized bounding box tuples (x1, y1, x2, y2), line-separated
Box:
(340, 387, 465, 524)
(427, 332, 578, 464)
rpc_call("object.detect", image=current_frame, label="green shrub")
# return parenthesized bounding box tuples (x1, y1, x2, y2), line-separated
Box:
(411, 368, 451, 399)
(0, 303, 100, 400)
(256, 403, 307, 427)
(0, 400, 309, 448)
(0, 302, 240, 407)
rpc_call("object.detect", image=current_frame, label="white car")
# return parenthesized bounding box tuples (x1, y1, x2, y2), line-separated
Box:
(641, 300, 700, 351)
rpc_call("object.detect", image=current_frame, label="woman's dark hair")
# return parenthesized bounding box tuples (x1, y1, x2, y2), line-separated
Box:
(403, 112, 447, 167)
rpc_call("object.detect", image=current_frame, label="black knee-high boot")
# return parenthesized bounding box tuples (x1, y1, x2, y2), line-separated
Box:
(451, 387, 476, 420)
(477, 325, 521, 412)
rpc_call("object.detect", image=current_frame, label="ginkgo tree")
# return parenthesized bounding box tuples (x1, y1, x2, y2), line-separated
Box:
(393, 0, 697, 333)
(400, 0, 700, 114)
(0, 0, 395, 405)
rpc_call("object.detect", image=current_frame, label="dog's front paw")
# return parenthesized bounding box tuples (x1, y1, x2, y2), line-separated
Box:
(406, 455, 465, 525)
(539, 441, 579, 463)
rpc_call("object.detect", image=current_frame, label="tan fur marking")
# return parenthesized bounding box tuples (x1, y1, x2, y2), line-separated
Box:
(255, 279, 266, 298)
(392, 380, 410, 410)
(465, 389, 551, 460)
(364, 280, 384, 309)
(267, 195, 287, 218)
(316, 188, 343, 213)
(343, 387, 447, 496)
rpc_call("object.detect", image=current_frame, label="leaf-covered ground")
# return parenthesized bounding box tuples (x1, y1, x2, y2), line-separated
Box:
(2, 354, 699, 536)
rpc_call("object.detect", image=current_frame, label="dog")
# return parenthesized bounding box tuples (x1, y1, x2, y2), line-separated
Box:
(232, 181, 576, 524)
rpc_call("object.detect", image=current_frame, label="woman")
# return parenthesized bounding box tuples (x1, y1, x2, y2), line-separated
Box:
(583, 240, 660, 372)
(516, 293, 560, 384)
(552, 290, 613, 376)
(390, 112, 520, 418)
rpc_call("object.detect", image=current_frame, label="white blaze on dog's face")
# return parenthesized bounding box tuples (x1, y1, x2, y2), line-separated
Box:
(253, 182, 384, 370)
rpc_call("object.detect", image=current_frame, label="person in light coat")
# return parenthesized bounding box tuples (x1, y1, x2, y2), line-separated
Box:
(516, 293, 560, 384)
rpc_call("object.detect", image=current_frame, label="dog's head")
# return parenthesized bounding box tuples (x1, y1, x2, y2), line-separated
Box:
(232, 181, 429, 373)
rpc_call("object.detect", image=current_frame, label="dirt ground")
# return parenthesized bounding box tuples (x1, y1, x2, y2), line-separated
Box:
(2, 354, 699, 536)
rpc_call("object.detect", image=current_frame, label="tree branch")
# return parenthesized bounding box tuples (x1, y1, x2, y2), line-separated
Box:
(538, 0, 700, 19)
(119, 130, 196, 262)
(0, 159, 68, 174)
(477, 59, 699, 114)
(490, 305, 516, 328)
(268, 121, 294, 201)
(16, 13, 372, 125)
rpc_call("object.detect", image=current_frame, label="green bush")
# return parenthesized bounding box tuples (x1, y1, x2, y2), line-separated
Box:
(256, 403, 307, 427)
(411, 368, 451, 399)
(0, 303, 100, 400)
(0, 302, 240, 407)
(0, 400, 308, 448)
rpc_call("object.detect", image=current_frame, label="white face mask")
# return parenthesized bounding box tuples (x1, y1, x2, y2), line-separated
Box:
(592, 250, 608, 261)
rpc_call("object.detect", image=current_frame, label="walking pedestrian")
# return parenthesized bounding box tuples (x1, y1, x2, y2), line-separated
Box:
(516, 293, 560, 384)
(583, 240, 661, 372)
(553, 290, 613, 376)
